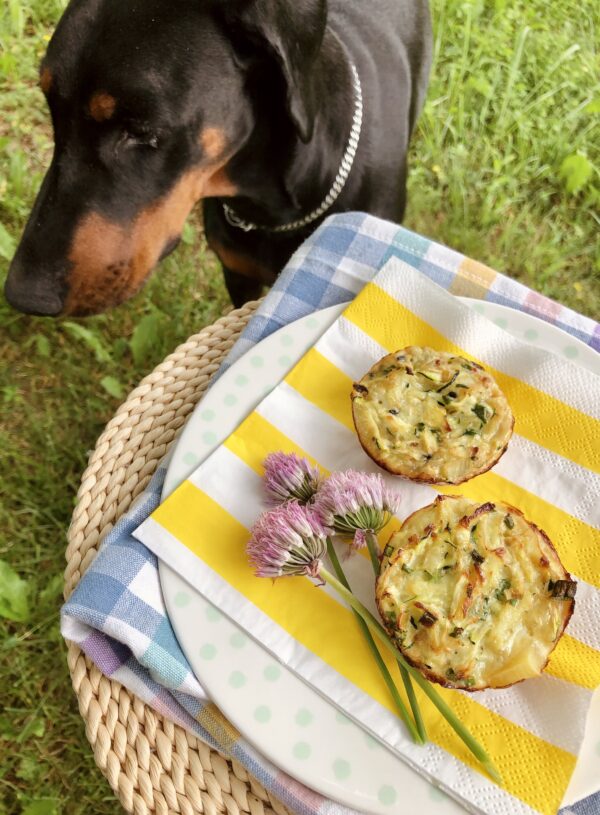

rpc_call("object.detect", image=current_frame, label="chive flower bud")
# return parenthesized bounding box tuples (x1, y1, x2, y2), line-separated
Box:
(263, 452, 322, 506)
(248, 501, 329, 578)
(314, 470, 400, 549)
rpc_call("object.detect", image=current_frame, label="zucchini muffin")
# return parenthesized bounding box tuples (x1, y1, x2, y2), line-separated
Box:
(376, 495, 576, 691)
(351, 346, 514, 484)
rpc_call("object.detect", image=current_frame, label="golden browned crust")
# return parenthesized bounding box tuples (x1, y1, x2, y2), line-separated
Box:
(379, 494, 459, 570)
(351, 347, 515, 485)
(377, 590, 575, 693)
(376, 496, 575, 691)
(353, 432, 513, 485)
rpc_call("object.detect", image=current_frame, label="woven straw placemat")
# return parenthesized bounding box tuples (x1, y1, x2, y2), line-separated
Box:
(63, 301, 291, 815)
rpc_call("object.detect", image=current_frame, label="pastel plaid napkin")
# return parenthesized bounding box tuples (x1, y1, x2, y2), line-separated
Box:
(61, 212, 600, 815)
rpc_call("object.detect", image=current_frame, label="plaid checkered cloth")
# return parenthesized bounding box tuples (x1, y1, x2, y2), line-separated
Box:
(61, 212, 600, 815)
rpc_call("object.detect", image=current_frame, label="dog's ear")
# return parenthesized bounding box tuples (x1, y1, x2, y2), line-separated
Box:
(219, 0, 327, 143)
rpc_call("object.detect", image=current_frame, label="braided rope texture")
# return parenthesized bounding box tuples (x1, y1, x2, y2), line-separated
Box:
(63, 300, 291, 815)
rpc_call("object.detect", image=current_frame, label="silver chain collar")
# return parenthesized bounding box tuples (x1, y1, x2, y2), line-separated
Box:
(222, 63, 363, 234)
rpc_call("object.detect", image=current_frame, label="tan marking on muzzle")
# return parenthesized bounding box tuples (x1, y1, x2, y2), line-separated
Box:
(89, 92, 117, 122)
(40, 67, 53, 94)
(64, 157, 238, 315)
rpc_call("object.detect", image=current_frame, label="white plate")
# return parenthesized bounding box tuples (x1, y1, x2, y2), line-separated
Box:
(159, 300, 600, 815)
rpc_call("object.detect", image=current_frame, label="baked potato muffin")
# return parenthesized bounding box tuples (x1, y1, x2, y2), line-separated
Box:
(351, 346, 514, 484)
(376, 495, 576, 690)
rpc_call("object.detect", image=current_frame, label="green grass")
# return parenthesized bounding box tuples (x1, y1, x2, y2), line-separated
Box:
(0, 1, 598, 813)
(406, 0, 600, 312)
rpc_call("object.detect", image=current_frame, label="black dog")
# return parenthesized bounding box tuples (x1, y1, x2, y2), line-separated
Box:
(5, 0, 431, 316)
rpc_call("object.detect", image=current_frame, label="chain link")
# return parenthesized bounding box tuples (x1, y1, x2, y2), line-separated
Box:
(223, 63, 363, 234)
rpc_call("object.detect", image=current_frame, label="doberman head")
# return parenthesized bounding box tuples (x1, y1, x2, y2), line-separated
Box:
(5, 0, 326, 316)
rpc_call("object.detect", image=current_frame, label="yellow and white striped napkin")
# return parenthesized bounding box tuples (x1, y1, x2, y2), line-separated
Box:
(134, 257, 600, 815)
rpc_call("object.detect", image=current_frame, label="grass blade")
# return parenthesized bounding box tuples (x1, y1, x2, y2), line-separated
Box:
(497, 26, 530, 129)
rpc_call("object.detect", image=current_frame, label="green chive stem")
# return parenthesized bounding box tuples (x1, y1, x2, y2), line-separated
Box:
(364, 530, 382, 573)
(319, 565, 502, 785)
(365, 531, 427, 744)
(326, 538, 423, 744)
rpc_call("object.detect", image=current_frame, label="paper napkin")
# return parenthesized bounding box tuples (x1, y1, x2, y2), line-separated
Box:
(134, 256, 600, 815)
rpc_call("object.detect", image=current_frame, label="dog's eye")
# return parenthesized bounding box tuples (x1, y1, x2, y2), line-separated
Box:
(120, 129, 159, 149)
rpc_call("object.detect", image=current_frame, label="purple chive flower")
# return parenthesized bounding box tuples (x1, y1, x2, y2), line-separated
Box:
(247, 501, 329, 579)
(313, 470, 400, 548)
(263, 452, 321, 506)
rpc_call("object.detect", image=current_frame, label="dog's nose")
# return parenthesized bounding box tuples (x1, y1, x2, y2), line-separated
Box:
(4, 271, 63, 316)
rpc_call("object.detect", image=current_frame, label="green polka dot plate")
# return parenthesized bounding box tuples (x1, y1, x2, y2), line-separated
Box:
(159, 301, 599, 814)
